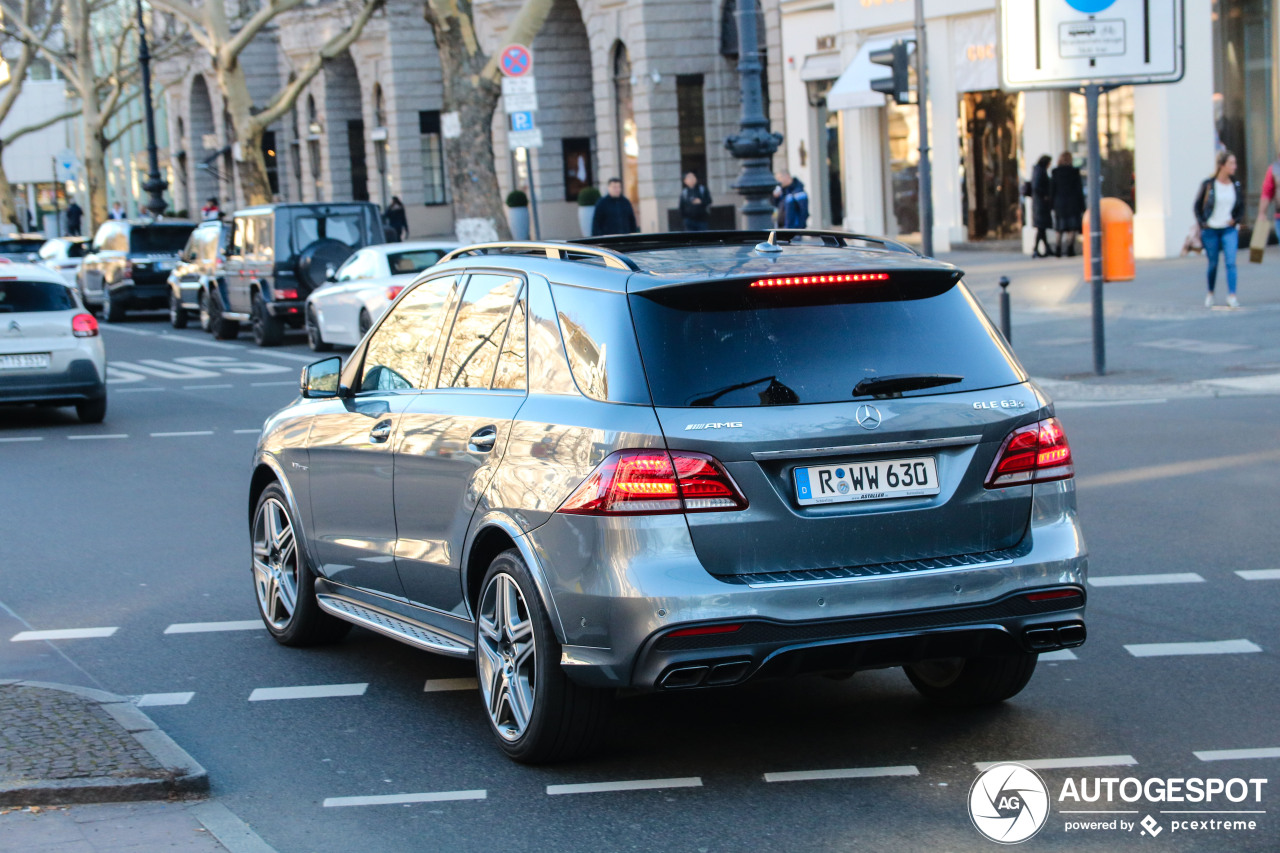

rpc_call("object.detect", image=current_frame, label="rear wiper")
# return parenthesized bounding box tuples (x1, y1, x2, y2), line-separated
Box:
(852, 374, 963, 399)
(689, 375, 800, 407)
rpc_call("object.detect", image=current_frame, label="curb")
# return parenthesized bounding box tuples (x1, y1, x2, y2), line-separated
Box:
(0, 679, 209, 807)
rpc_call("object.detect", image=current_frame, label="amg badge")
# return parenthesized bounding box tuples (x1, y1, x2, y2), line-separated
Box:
(684, 422, 744, 430)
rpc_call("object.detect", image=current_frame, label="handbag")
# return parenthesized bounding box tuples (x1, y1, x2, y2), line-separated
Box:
(1181, 223, 1203, 256)
(1249, 211, 1270, 263)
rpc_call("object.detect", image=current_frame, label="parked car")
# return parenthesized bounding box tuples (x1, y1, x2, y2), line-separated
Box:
(212, 202, 383, 346)
(0, 261, 106, 422)
(0, 235, 49, 263)
(78, 220, 197, 321)
(38, 237, 90, 286)
(167, 220, 228, 329)
(247, 230, 1087, 763)
(304, 240, 460, 350)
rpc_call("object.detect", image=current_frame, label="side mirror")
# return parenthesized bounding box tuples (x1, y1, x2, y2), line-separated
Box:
(301, 356, 342, 398)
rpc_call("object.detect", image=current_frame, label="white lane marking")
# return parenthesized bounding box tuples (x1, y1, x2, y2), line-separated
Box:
(98, 325, 156, 336)
(234, 429, 261, 434)
(323, 790, 487, 808)
(136, 692, 195, 707)
(0, 436, 42, 443)
(150, 431, 215, 437)
(183, 384, 233, 390)
(1077, 449, 1280, 490)
(1038, 649, 1078, 661)
(1194, 747, 1280, 762)
(100, 325, 315, 362)
(173, 356, 289, 375)
(11, 627, 118, 641)
(1088, 573, 1205, 587)
(974, 755, 1137, 772)
(1054, 399, 1168, 409)
(1125, 639, 1262, 657)
(1236, 569, 1280, 580)
(115, 359, 221, 379)
(113, 387, 165, 393)
(764, 765, 919, 783)
(165, 620, 263, 634)
(423, 677, 478, 692)
(546, 777, 703, 795)
(68, 434, 128, 440)
(251, 380, 298, 387)
(248, 683, 368, 701)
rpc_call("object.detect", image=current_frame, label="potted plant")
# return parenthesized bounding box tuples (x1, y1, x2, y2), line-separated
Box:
(577, 186, 600, 236)
(506, 190, 530, 240)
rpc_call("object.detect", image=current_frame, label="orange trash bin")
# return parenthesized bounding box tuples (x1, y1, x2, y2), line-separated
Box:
(1082, 197, 1135, 281)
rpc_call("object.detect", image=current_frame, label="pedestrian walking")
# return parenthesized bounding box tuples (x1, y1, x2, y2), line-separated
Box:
(108, 201, 127, 220)
(384, 196, 408, 241)
(591, 177, 638, 236)
(200, 197, 220, 221)
(773, 170, 809, 229)
(678, 172, 712, 232)
(1050, 152, 1085, 257)
(65, 201, 83, 237)
(1194, 150, 1244, 308)
(1029, 155, 1054, 257)
(1254, 155, 1280, 253)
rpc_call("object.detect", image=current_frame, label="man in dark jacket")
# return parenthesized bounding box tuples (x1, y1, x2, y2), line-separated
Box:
(65, 201, 83, 236)
(592, 177, 638, 236)
(679, 172, 712, 231)
(773, 170, 809, 228)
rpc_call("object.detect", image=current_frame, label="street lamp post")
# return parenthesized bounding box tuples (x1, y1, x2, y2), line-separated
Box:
(724, 0, 782, 230)
(136, 0, 168, 218)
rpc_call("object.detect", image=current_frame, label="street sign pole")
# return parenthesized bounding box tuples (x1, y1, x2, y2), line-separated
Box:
(1086, 84, 1105, 375)
(50, 156, 61, 237)
(526, 151, 541, 240)
(913, 0, 932, 257)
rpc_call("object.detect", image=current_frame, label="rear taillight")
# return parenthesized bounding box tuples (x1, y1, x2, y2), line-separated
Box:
(72, 313, 98, 338)
(387, 285, 404, 301)
(985, 417, 1074, 488)
(275, 288, 298, 300)
(557, 449, 748, 516)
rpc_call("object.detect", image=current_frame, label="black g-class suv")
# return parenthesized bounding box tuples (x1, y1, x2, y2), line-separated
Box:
(78, 220, 197, 321)
(209, 202, 382, 346)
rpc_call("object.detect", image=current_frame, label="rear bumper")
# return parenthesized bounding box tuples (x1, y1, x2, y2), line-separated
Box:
(0, 358, 106, 404)
(107, 281, 167, 308)
(265, 299, 305, 323)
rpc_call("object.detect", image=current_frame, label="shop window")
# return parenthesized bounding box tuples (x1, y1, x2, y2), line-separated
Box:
(562, 138, 593, 202)
(1068, 87, 1135, 212)
(420, 111, 447, 206)
(676, 75, 707, 182)
(262, 131, 279, 197)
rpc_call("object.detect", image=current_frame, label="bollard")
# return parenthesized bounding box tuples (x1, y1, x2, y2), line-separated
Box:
(998, 276, 1011, 343)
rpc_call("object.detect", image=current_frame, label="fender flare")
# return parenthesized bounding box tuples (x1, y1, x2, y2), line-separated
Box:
(251, 452, 321, 578)
(462, 512, 566, 644)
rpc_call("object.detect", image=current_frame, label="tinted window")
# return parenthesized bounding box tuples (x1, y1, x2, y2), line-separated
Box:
(386, 249, 447, 275)
(628, 277, 1023, 408)
(0, 280, 76, 312)
(550, 283, 651, 404)
(130, 226, 193, 253)
(294, 213, 363, 249)
(492, 297, 527, 391)
(438, 274, 522, 389)
(359, 275, 459, 393)
(0, 239, 45, 254)
(66, 241, 88, 258)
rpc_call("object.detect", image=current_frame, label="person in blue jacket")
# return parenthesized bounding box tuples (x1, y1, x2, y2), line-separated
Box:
(773, 170, 809, 228)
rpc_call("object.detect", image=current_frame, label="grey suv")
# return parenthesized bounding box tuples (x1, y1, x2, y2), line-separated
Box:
(247, 231, 1088, 763)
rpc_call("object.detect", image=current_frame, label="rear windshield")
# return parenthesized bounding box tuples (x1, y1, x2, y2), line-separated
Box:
(130, 227, 193, 253)
(386, 249, 447, 275)
(628, 277, 1023, 408)
(0, 280, 76, 313)
(0, 239, 45, 254)
(65, 241, 89, 258)
(294, 213, 365, 249)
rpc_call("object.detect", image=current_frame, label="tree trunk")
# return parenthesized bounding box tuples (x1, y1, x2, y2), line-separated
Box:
(83, 123, 110, 228)
(0, 140, 16, 227)
(220, 60, 273, 206)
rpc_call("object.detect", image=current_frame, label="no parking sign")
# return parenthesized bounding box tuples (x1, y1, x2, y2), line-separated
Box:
(500, 44, 533, 78)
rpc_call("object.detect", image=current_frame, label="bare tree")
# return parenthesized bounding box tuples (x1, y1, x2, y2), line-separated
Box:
(150, 0, 383, 206)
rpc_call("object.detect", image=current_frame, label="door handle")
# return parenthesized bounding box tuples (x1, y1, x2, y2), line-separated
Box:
(368, 419, 393, 444)
(469, 425, 498, 452)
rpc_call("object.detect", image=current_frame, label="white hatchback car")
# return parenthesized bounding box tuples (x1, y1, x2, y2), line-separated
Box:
(0, 261, 106, 423)
(304, 240, 460, 350)
(38, 237, 90, 287)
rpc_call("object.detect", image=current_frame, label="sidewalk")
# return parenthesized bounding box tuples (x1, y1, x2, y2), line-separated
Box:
(0, 681, 273, 853)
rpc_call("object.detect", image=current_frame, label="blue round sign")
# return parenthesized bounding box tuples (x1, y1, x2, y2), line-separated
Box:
(1065, 0, 1117, 12)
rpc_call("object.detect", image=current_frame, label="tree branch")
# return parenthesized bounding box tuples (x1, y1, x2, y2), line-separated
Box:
(0, 0, 78, 84)
(105, 115, 144, 148)
(477, 0, 555, 84)
(2, 106, 81, 145)
(222, 0, 306, 66)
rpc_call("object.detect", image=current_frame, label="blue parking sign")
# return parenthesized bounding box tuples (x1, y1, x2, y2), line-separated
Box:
(510, 111, 536, 132)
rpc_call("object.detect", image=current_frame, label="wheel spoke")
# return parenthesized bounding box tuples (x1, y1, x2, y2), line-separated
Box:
(503, 581, 528, 642)
(512, 639, 535, 671)
(276, 570, 298, 616)
(507, 676, 530, 734)
(478, 614, 501, 643)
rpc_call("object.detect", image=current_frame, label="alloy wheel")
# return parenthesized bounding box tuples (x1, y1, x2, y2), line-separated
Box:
(477, 573, 537, 742)
(252, 497, 299, 630)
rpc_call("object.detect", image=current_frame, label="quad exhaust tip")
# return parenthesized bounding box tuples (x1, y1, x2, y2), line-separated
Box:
(660, 660, 753, 689)
(1024, 621, 1087, 652)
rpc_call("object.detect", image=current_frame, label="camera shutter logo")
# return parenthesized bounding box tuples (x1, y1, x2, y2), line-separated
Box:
(969, 763, 1050, 844)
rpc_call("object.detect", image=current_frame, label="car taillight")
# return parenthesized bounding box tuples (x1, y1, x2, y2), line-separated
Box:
(387, 285, 404, 301)
(985, 417, 1074, 488)
(752, 272, 889, 288)
(275, 288, 298, 300)
(558, 449, 748, 515)
(72, 313, 98, 338)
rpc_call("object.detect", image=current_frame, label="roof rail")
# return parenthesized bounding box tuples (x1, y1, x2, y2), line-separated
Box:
(570, 229, 920, 256)
(439, 241, 640, 271)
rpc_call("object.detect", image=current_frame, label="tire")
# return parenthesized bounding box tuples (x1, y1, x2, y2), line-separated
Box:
(102, 287, 125, 323)
(208, 289, 239, 340)
(306, 305, 333, 352)
(75, 397, 107, 424)
(251, 293, 285, 347)
(197, 290, 212, 332)
(169, 293, 188, 328)
(904, 653, 1038, 707)
(252, 483, 350, 646)
(358, 308, 372, 338)
(476, 549, 613, 763)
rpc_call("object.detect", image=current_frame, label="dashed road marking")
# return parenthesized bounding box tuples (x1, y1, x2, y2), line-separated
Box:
(113, 387, 165, 393)
(1089, 573, 1205, 587)
(1194, 747, 1280, 762)
(183, 384, 233, 390)
(1125, 639, 1262, 657)
(234, 429, 261, 434)
(1038, 649, 1078, 661)
(323, 790, 487, 807)
(150, 431, 215, 437)
(1236, 569, 1280, 581)
(165, 620, 263, 634)
(136, 692, 195, 707)
(0, 436, 42, 443)
(974, 755, 1137, 772)
(67, 434, 128, 440)
(423, 677, 478, 692)
(249, 683, 368, 701)
(11, 627, 118, 641)
(251, 380, 298, 387)
(764, 765, 918, 783)
(547, 777, 703, 795)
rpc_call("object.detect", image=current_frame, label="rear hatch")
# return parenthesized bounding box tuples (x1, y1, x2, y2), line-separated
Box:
(0, 279, 79, 357)
(129, 225, 195, 284)
(627, 266, 1041, 577)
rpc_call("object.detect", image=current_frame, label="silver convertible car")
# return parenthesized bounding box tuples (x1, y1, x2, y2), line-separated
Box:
(248, 231, 1088, 763)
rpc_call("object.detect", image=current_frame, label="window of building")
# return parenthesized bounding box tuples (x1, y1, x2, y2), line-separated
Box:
(262, 131, 279, 197)
(886, 101, 920, 237)
(613, 44, 639, 206)
(1212, 0, 1274, 209)
(420, 111, 447, 206)
(676, 75, 707, 182)
(1068, 87, 1135, 211)
(562, 138, 593, 202)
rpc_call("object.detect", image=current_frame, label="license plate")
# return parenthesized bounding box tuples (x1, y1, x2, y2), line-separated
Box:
(0, 353, 51, 370)
(794, 456, 940, 506)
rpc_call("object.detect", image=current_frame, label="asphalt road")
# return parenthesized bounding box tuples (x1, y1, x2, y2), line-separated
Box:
(1, 312, 1277, 852)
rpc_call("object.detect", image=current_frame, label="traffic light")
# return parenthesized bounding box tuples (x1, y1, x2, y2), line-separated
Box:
(870, 40, 912, 105)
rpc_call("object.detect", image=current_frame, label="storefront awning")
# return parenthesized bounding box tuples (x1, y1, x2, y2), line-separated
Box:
(826, 33, 914, 111)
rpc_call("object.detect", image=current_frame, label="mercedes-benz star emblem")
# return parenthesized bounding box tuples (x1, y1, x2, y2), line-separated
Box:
(855, 404, 882, 430)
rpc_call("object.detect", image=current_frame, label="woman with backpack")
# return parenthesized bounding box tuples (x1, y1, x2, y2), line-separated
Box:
(1193, 151, 1244, 308)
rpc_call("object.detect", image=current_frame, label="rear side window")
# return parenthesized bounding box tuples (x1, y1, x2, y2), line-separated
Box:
(550, 284, 650, 404)
(437, 274, 522, 389)
(628, 277, 1023, 408)
(386, 249, 447, 275)
(130, 227, 192, 253)
(0, 280, 76, 312)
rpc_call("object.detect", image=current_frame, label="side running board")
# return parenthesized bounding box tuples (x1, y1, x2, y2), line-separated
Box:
(316, 594, 474, 659)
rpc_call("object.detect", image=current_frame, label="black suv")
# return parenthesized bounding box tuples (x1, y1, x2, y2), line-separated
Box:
(211, 202, 382, 346)
(78, 220, 197, 321)
(167, 220, 228, 330)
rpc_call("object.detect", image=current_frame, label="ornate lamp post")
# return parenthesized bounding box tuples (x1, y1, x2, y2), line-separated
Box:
(136, 0, 168, 218)
(724, 0, 782, 230)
